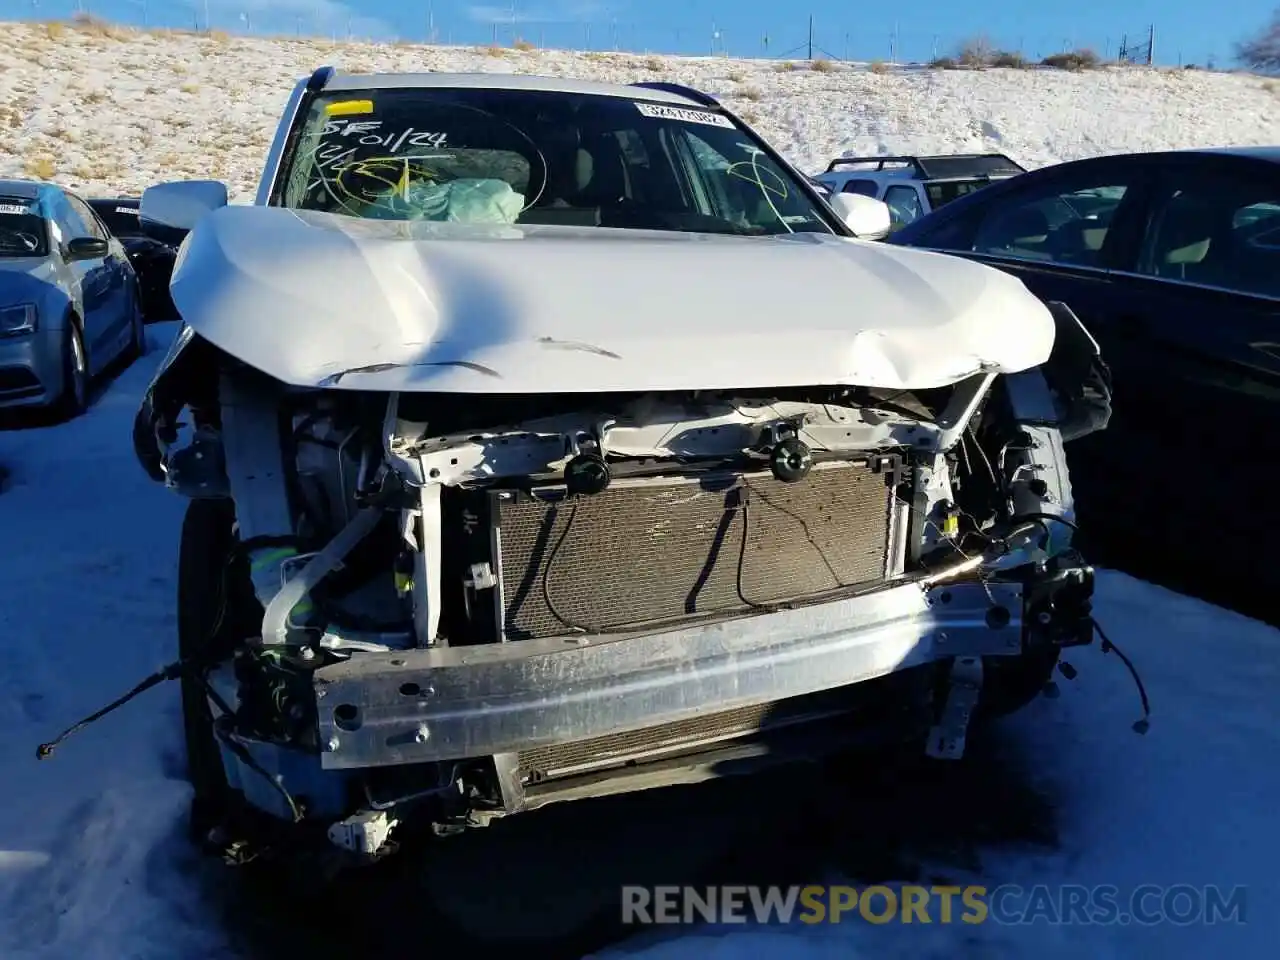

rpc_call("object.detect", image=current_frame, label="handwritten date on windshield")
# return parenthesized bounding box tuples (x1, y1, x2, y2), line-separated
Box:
(320, 118, 449, 154)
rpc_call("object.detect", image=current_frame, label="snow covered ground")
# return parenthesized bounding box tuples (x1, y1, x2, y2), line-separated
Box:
(2, 19, 1280, 202)
(1, 20, 1279, 959)
(2, 342, 1278, 959)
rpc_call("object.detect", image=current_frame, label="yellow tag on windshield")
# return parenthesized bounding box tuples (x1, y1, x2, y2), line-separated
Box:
(325, 99, 374, 116)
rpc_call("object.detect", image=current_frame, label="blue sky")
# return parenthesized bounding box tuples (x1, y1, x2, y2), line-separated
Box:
(7, 0, 1278, 67)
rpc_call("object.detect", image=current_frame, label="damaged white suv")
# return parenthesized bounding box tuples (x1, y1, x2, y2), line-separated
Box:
(113, 71, 1108, 866)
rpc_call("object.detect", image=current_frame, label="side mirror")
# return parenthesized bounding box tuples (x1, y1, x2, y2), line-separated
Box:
(827, 192, 892, 241)
(65, 236, 110, 261)
(140, 180, 228, 233)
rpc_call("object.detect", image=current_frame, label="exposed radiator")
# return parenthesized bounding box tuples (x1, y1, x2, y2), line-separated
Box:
(480, 458, 898, 642)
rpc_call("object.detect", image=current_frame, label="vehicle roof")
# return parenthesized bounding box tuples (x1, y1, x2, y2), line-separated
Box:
(0, 179, 50, 201)
(1028, 146, 1280, 169)
(1172, 145, 1280, 163)
(322, 70, 708, 106)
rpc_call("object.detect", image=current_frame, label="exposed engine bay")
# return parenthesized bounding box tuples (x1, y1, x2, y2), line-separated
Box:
(93, 302, 1115, 866)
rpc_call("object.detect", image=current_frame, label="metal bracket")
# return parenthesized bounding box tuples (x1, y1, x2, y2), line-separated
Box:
(492, 752, 527, 814)
(413, 483, 443, 648)
(326, 809, 398, 858)
(925, 656, 984, 760)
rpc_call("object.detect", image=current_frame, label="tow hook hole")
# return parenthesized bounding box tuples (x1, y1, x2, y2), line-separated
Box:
(986, 605, 1012, 629)
(333, 703, 362, 731)
(399, 682, 422, 697)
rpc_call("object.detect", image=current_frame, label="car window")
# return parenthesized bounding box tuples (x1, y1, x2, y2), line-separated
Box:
(969, 177, 1131, 266)
(277, 88, 839, 237)
(1136, 177, 1280, 299)
(0, 197, 50, 257)
(840, 179, 879, 197)
(681, 131, 832, 234)
(91, 202, 144, 238)
(64, 193, 108, 241)
(883, 184, 923, 231)
(46, 193, 88, 250)
(925, 179, 991, 210)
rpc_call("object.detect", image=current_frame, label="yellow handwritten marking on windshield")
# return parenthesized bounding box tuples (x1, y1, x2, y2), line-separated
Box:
(325, 99, 375, 116)
(325, 155, 447, 214)
(726, 160, 788, 199)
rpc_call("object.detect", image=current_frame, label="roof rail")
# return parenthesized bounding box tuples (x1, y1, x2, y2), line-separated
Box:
(825, 155, 921, 173)
(307, 66, 336, 92)
(629, 81, 719, 108)
(825, 152, 1025, 177)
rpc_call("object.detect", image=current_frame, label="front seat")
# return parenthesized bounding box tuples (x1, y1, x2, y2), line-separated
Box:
(572, 132, 631, 208)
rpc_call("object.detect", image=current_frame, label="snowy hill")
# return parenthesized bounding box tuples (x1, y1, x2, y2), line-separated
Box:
(1, 19, 1279, 202)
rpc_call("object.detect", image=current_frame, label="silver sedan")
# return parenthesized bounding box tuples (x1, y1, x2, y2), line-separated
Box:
(0, 178, 145, 419)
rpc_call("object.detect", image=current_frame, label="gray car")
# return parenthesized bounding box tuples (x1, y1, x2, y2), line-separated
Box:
(0, 178, 145, 418)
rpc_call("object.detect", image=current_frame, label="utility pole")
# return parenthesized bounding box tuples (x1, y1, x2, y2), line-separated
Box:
(1147, 23, 1155, 65)
(807, 15, 813, 60)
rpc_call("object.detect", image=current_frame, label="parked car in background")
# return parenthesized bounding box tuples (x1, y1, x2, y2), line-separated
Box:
(814, 153, 1026, 233)
(887, 147, 1280, 625)
(0, 179, 145, 419)
(87, 196, 184, 323)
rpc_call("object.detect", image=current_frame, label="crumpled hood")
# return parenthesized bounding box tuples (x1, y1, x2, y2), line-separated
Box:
(168, 205, 1056, 394)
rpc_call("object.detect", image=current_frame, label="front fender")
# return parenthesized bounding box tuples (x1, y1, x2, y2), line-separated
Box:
(132, 324, 219, 482)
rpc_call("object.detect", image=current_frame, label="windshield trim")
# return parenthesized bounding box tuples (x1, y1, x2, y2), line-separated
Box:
(265, 84, 851, 238)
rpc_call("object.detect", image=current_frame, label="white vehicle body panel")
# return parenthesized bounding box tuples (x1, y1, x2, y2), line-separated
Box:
(168, 204, 1056, 395)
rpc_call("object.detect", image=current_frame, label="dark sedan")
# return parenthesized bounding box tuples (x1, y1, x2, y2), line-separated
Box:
(887, 147, 1280, 624)
(87, 197, 186, 323)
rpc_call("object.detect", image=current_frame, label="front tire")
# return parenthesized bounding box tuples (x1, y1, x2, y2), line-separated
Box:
(52, 322, 87, 421)
(177, 497, 259, 841)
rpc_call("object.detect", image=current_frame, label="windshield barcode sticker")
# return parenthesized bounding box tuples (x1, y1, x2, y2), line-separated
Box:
(634, 103, 734, 128)
(0, 203, 29, 215)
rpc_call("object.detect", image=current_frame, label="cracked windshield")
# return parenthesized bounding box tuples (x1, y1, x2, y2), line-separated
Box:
(279, 87, 837, 235)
